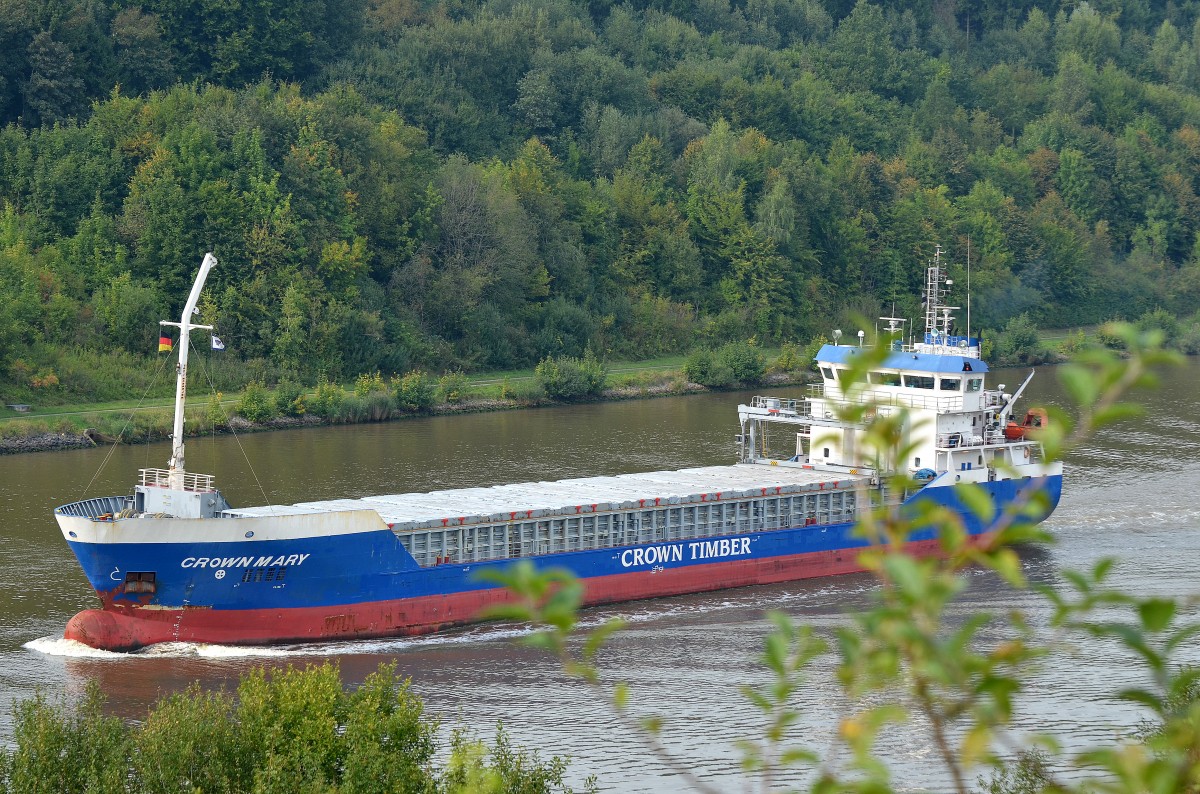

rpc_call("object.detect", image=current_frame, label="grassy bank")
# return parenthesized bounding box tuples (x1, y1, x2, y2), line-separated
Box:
(0, 345, 806, 454)
(8, 317, 1183, 454)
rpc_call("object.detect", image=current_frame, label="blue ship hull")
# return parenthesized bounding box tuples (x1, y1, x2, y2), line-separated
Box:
(59, 475, 1062, 650)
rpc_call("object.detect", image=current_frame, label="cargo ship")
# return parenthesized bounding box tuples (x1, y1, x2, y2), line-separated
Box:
(55, 250, 1062, 651)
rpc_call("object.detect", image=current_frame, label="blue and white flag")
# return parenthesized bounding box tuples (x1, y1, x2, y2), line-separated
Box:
(211, 335, 226, 351)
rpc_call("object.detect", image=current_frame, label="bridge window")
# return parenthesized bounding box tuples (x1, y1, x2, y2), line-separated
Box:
(904, 375, 934, 389)
(820, 366, 836, 380)
(869, 371, 901, 386)
(966, 378, 983, 392)
(939, 378, 961, 391)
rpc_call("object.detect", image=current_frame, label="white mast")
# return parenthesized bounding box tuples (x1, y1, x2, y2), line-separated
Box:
(966, 236, 971, 349)
(912, 245, 978, 358)
(160, 253, 216, 490)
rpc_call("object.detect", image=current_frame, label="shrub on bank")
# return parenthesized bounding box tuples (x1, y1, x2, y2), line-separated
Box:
(772, 342, 804, 374)
(534, 351, 607, 400)
(683, 341, 764, 387)
(394, 370, 436, 412)
(1135, 307, 1181, 345)
(1057, 329, 1088, 357)
(354, 371, 387, 397)
(683, 347, 733, 387)
(274, 380, 306, 417)
(720, 340, 766, 383)
(1177, 320, 1200, 355)
(438, 371, 470, 404)
(236, 381, 276, 423)
(989, 313, 1056, 366)
(204, 392, 227, 429)
(802, 334, 829, 370)
(309, 375, 345, 418)
(341, 390, 393, 422)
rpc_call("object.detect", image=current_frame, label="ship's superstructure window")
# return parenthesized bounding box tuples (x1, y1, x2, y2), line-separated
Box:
(821, 367, 835, 380)
(940, 378, 961, 391)
(904, 374, 934, 389)
(869, 371, 901, 386)
(966, 378, 984, 392)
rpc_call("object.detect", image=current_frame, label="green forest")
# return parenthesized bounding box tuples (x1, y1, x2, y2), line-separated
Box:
(3, 0, 1200, 403)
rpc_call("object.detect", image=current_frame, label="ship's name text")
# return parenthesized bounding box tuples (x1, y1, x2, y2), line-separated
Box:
(181, 553, 311, 569)
(620, 538, 751, 568)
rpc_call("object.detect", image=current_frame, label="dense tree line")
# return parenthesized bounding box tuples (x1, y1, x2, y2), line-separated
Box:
(3, 0, 1200, 402)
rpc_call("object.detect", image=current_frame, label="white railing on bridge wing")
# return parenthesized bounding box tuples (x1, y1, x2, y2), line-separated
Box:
(936, 433, 1040, 451)
(911, 342, 982, 359)
(805, 385, 963, 413)
(138, 467, 215, 492)
(750, 395, 809, 415)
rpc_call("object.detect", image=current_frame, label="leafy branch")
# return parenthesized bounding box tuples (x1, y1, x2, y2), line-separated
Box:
(486, 321, 1195, 793)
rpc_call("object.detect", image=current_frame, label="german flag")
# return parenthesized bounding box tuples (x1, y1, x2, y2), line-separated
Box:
(158, 335, 173, 353)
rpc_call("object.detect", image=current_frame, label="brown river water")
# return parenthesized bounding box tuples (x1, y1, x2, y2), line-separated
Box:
(2, 366, 1199, 791)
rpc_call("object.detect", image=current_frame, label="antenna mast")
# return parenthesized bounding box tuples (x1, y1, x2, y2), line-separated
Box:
(966, 236, 971, 349)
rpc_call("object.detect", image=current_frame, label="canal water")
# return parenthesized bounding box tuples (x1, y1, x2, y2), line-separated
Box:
(1, 365, 1198, 791)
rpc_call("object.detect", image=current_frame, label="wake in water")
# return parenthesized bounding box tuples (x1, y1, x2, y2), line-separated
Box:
(25, 624, 557, 660)
(23, 637, 130, 659)
(24, 576, 880, 660)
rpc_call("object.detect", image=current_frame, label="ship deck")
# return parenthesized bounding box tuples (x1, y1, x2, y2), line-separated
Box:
(221, 463, 869, 531)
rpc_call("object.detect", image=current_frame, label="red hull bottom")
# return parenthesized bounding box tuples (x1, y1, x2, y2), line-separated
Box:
(65, 538, 962, 651)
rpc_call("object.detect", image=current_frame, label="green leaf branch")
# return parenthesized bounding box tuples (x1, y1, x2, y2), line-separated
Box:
(488, 323, 1194, 794)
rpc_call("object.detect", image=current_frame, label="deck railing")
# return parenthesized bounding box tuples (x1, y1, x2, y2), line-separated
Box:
(55, 495, 129, 518)
(793, 387, 965, 413)
(138, 468, 215, 492)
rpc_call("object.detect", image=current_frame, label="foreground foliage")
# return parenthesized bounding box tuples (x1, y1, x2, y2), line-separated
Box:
(488, 323, 1200, 792)
(0, 661, 590, 794)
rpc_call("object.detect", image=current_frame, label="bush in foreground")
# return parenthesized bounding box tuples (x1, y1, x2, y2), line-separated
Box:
(0, 662, 590, 794)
